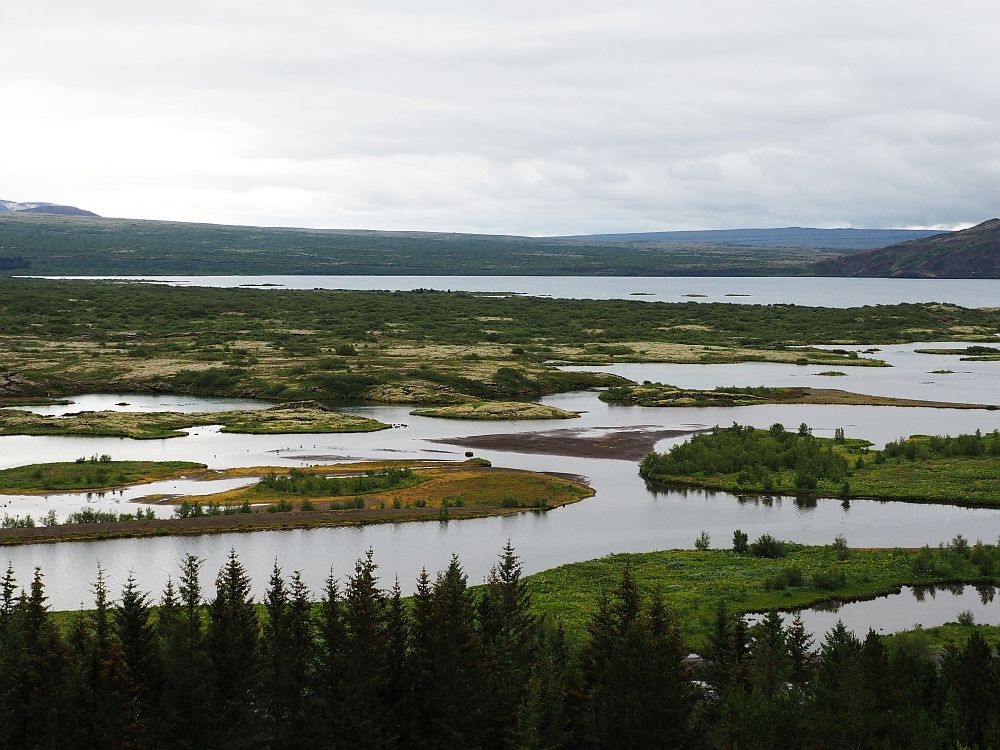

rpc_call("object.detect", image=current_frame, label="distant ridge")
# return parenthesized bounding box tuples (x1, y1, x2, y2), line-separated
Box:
(813, 219, 1000, 278)
(0, 199, 98, 218)
(559, 227, 946, 250)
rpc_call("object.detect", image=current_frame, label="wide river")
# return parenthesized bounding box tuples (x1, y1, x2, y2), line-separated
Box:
(2, 340, 999, 624)
(33, 275, 1000, 308)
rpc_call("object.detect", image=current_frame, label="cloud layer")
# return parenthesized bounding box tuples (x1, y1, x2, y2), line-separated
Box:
(2, 1, 997, 233)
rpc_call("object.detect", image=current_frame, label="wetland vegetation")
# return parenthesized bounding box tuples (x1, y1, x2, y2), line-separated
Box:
(599, 383, 993, 409)
(640, 423, 1000, 506)
(0, 460, 592, 544)
(0, 458, 204, 492)
(0, 402, 387, 439)
(1, 279, 997, 411)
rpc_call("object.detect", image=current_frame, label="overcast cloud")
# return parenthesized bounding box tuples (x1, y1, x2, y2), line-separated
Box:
(2, 1, 997, 234)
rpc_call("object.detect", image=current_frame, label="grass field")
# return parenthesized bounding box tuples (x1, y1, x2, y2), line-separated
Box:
(525, 544, 1000, 650)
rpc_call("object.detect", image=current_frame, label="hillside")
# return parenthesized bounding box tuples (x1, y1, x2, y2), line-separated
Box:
(814, 219, 1000, 278)
(0, 199, 98, 217)
(562, 227, 944, 250)
(0, 212, 851, 276)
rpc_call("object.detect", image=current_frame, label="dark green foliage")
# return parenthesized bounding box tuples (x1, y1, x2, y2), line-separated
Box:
(732, 529, 749, 554)
(640, 422, 849, 490)
(882, 429, 1000, 460)
(1, 548, 998, 749)
(256, 466, 415, 496)
(749, 534, 787, 558)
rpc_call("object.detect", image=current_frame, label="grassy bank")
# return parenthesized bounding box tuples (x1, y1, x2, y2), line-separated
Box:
(600, 384, 993, 409)
(640, 424, 1000, 507)
(0, 402, 387, 439)
(526, 543, 1000, 650)
(0, 459, 205, 492)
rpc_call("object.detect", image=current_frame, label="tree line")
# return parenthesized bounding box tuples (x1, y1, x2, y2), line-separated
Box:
(0, 544, 996, 749)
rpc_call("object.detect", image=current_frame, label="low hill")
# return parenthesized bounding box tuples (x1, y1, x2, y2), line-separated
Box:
(0, 199, 98, 217)
(561, 227, 944, 250)
(0, 212, 853, 277)
(814, 219, 1000, 278)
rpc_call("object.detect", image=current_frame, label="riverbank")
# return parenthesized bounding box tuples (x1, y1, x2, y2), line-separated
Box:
(525, 543, 1000, 650)
(600, 384, 995, 410)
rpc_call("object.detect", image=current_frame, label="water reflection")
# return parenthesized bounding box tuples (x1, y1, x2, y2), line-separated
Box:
(749, 584, 1000, 640)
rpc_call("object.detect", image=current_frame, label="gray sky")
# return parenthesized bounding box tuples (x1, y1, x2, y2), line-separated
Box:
(2, 1, 997, 234)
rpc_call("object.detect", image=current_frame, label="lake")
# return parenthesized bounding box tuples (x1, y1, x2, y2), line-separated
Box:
(31, 275, 1000, 308)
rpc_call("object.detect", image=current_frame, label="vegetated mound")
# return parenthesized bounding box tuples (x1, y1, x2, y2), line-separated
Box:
(410, 401, 580, 420)
(813, 219, 1000, 278)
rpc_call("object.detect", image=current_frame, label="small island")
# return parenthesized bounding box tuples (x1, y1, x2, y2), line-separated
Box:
(639, 423, 1000, 507)
(0, 401, 389, 439)
(0, 459, 593, 544)
(410, 401, 579, 420)
(599, 383, 993, 410)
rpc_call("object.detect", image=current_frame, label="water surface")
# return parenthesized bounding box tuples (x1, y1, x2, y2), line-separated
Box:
(32, 275, 1000, 308)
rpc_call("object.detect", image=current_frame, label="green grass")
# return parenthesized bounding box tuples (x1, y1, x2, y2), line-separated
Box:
(640, 425, 1000, 507)
(526, 545, 1000, 650)
(0, 278, 996, 406)
(0, 460, 204, 492)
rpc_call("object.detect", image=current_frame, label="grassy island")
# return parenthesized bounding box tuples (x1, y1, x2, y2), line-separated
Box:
(639, 423, 1000, 506)
(0, 458, 204, 493)
(600, 384, 993, 409)
(526, 542, 1000, 650)
(410, 401, 579, 420)
(0, 460, 592, 545)
(0, 401, 388, 439)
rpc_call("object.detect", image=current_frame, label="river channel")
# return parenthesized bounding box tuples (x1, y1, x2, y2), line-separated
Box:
(1, 339, 999, 609)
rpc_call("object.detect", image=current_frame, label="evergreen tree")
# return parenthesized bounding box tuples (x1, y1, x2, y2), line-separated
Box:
(515, 625, 572, 750)
(581, 568, 694, 749)
(115, 571, 161, 734)
(158, 557, 213, 748)
(480, 542, 541, 749)
(785, 613, 815, 689)
(206, 549, 262, 748)
(423, 555, 488, 749)
(339, 549, 393, 747)
(749, 610, 788, 698)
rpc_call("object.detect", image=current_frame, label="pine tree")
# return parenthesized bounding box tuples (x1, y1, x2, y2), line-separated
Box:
(316, 568, 346, 742)
(339, 549, 392, 747)
(750, 610, 788, 698)
(785, 613, 815, 689)
(515, 625, 572, 750)
(480, 542, 541, 750)
(158, 556, 213, 748)
(424, 554, 488, 749)
(206, 549, 262, 748)
(115, 571, 161, 732)
(581, 569, 694, 750)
